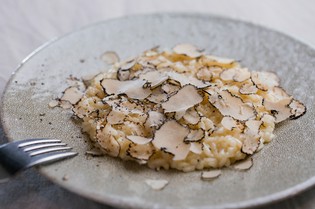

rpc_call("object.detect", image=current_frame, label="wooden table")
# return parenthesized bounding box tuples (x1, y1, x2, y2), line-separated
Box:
(0, 0, 314, 208)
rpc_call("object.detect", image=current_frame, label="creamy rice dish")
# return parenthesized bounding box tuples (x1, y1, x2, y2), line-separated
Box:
(55, 44, 306, 173)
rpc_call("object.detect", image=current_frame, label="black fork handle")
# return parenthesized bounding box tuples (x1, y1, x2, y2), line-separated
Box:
(0, 144, 30, 180)
(0, 164, 11, 183)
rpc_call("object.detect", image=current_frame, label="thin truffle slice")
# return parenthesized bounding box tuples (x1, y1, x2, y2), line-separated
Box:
(233, 68, 251, 82)
(161, 83, 180, 94)
(270, 86, 290, 98)
(81, 74, 96, 87)
(245, 120, 262, 135)
(107, 109, 126, 124)
(251, 71, 280, 91)
(183, 107, 200, 125)
(85, 149, 104, 156)
(175, 110, 186, 120)
(242, 135, 260, 155)
(241, 119, 262, 154)
(145, 111, 166, 129)
(101, 79, 151, 100)
(101, 51, 120, 65)
(61, 86, 83, 104)
(196, 67, 212, 81)
(263, 97, 292, 123)
(184, 129, 204, 142)
(201, 170, 222, 180)
(127, 143, 154, 161)
(289, 99, 306, 119)
(144, 46, 160, 56)
(189, 142, 203, 154)
(162, 85, 203, 113)
(139, 71, 169, 88)
(221, 116, 242, 131)
(120, 58, 136, 70)
(117, 68, 130, 81)
(173, 43, 202, 58)
(206, 55, 236, 65)
(233, 157, 253, 170)
(59, 100, 72, 109)
(167, 71, 210, 88)
(152, 120, 190, 161)
(199, 117, 215, 132)
(145, 179, 169, 190)
(48, 100, 59, 108)
(219, 69, 234, 81)
(240, 82, 258, 95)
(147, 88, 168, 104)
(220, 68, 250, 82)
(207, 89, 256, 121)
(126, 136, 152, 144)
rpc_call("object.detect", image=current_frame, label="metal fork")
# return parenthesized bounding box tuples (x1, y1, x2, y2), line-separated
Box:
(0, 138, 77, 182)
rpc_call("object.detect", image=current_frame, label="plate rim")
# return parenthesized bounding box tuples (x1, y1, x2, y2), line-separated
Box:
(1, 12, 315, 209)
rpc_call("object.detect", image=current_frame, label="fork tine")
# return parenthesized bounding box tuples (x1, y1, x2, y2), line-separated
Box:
(17, 138, 61, 148)
(29, 147, 72, 156)
(23, 143, 67, 152)
(28, 151, 78, 167)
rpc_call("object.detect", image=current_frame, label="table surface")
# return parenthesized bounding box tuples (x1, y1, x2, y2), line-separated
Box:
(1, 0, 315, 208)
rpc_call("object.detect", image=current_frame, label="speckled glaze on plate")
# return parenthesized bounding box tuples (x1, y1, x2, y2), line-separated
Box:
(1, 13, 315, 209)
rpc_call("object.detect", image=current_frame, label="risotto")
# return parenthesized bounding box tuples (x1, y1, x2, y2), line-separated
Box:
(55, 44, 306, 173)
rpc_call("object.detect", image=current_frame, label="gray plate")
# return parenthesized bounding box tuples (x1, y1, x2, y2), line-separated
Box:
(1, 13, 315, 209)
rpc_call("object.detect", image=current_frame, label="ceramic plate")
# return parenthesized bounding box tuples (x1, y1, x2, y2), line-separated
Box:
(1, 14, 315, 209)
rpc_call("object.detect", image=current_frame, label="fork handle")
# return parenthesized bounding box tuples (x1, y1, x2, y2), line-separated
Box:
(0, 164, 11, 183)
(0, 144, 29, 179)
